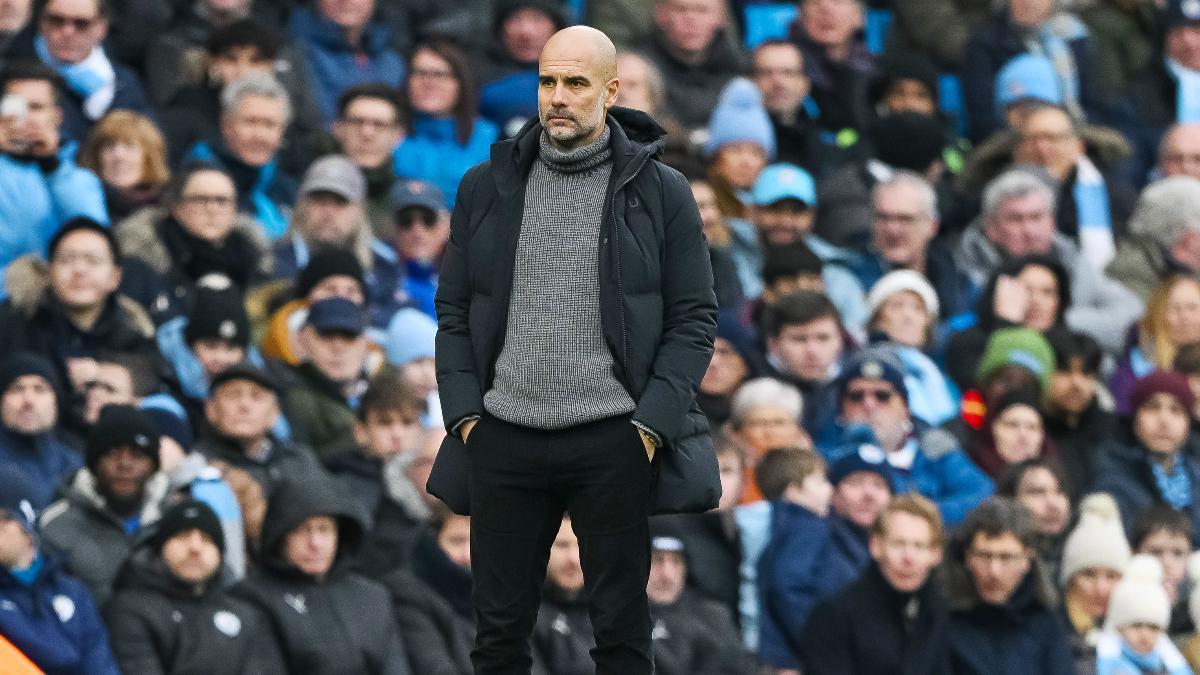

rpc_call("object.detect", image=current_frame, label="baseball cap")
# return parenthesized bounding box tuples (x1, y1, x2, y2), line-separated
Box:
(305, 297, 365, 336)
(750, 163, 817, 207)
(390, 179, 446, 213)
(299, 155, 365, 202)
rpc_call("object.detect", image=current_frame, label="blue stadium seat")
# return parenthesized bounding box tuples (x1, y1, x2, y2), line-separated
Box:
(865, 8, 893, 55)
(939, 73, 969, 138)
(744, 3, 798, 48)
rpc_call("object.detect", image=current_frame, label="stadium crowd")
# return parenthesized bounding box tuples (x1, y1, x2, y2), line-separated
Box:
(11, 0, 1200, 672)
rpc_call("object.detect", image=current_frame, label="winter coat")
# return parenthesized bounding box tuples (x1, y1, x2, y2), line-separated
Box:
(1119, 58, 1176, 183)
(650, 589, 750, 675)
(0, 554, 120, 675)
(38, 469, 170, 605)
(800, 562, 953, 675)
(281, 362, 361, 460)
(1044, 399, 1116, 497)
(379, 569, 473, 675)
(852, 238, 975, 322)
(103, 545, 286, 674)
(289, 7, 405, 125)
(428, 107, 720, 516)
(1106, 234, 1186, 303)
(269, 233, 405, 330)
(232, 477, 410, 674)
(955, 221, 1144, 353)
(194, 432, 326, 499)
(1077, 0, 1160, 106)
(756, 501, 864, 668)
(53, 59, 153, 146)
(392, 114, 497, 210)
(643, 28, 746, 130)
(791, 28, 874, 134)
(888, 0, 992, 69)
(532, 584, 593, 675)
(0, 427, 81, 510)
(182, 141, 296, 240)
(0, 147, 107, 292)
(475, 44, 538, 136)
(1092, 438, 1200, 542)
(654, 511, 741, 622)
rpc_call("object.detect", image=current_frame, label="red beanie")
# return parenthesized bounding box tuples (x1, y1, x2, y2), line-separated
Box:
(1130, 371, 1195, 415)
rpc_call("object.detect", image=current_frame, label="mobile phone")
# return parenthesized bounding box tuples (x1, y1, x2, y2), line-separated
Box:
(0, 94, 28, 123)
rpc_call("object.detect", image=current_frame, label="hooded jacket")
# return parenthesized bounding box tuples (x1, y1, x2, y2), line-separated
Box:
(194, 431, 325, 498)
(283, 361, 389, 461)
(532, 582, 594, 675)
(428, 107, 720, 516)
(103, 544, 286, 675)
(0, 426, 81, 510)
(650, 589, 749, 675)
(379, 569, 473, 675)
(1092, 437, 1200, 542)
(232, 477, 409, 674)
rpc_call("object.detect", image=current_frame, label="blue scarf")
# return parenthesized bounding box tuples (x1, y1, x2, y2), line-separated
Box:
(1027, 15, 1086, 122)
(1151, 456, 1191, 510)
(1073, 156, 1114, 269)
(1166, 57, 1200, 124)
(9, 554, 42, 587)
(188, 142, 288, 239)
(34, 36, 115, 120)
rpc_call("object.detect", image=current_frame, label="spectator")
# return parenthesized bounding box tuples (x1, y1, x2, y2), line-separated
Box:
(990, 53, 1065, 132)
(103, 499, 285, 673)
(331, 84, 407, 235)
(865, 270, 940, 351)
(751, 40, 844, 173)
(728, 377, 808, 503)
(1096, 555, 1193, 675)
(761, 291, 846, 434)
(617, 51, 694, 168)
(156, 277, 252, 415)
(76, 110, 170, 227)
(383, 307, 441, 426)
(943, 497, 1075, 674)
(800, 494, 952, 674)
(995, 459, 1072, 578)
(388, 179, 449, 319)
(39, 404, 168, 604)
(790, 0, 874, 134)
(0, 352, 79, 509)
(1107, 176, 1200, 303)
(258, 246, 367, 365)
(1094, 371, 1200, 538)
(868, 53, 942, 120)
(1131, 505, 1196, 636)
(378, 562, 474, 675)
(689, 164, 752, 310)
(1177, 342, 1200, 425)
(182, 72, 296, 238)
(476, 0, 565, 136)
(233, 475, 410, 673)
(1043, 329, 1115, 494)
(270, 155, 402, 329)
(1111, 276, 1200, 413)
(78, 351, 153, 426)
(393, 40, 498, 208)
(0, 61, 107, 283)
(1058, 493, 1131, 669)
(1158, 123, 1200, 181)
(704, 78, 774, 220)
(0, 0, 33, 66)
(0, 467, 120, 674)
(957, 168, 1143, 353)
(696, 311, 755, 427)
(533, 515, 593, 674)
(826, 433, 895, 573)
(1076, 0, 1160, 107)
(890, 0, 991, 70)
(967, 389, 1053, 480)
(288, 0, 404, 125)
(644, 0, 743, 131)
(32, 0, 152, 142)
(140, 0, 262, 105)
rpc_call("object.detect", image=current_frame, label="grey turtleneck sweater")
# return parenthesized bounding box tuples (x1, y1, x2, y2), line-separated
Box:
(483, 127, 637, 429)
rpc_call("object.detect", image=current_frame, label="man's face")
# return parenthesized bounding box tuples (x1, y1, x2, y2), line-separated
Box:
(192, 339, 246, 379)
(407, 48, 460, 118)
(700, 337, 749, 396)
(299, 327, 368, 386)
(1159, 125, 1200, 179)
(353, 408, 421, 460)
(1, 79, 60, 154)
(0, 0, 31, 32)
(869, 511, 941, 592)
(754, 199, 814, 246)
(308, 275, 365, 305)
(208, 46, 272, 86)
(712, 142, 768, 190)
(801, 0, 863, 50)
(1016, 107, 1083, 181)
(965, 532, 1031, 605)
(49, 229, 121, 312)
(82, 362, 134, 424)
(736, 403, 805, 458)
(316, 0, 373, 29)
(647, 549, 687, 605)
(221, 94, 286, 168)
(984, 192, 1055, 257)
(872, 183, 936, 267)
(1, 375, 56, 435)
(438, 514, 471, 569)
(39, 0, 106, 64)
(615, 53, 656, 114)
(1134, 393, 1191, 456)
(333, 97, 403, 169)
(284, 515, 338, 578)
(503, 7, 557, 63)
(716, 451, 745, 510)
(172, 170, 238, 243)
(0, 514, 34, 568)
(840, 377, 910, 450)
(1008, 0, 1054, 27)
(95, 446, 156, 504)
(883, 79, 936, 115)
(832, 471, 891, 529)
(298, 192, 361, 247)
(162, 529, 222, 585)
(205, 380, 279, 445)
(1169, 24, 1200, 72)
(1139, 529, 1191, 602)
(1048, 358, 1097, 415)
(752, 43, 809, 116)
(538, 35, 618, 151)
(654, 0, 724, 55)
(546, 518, 584, 593)
(393, 206, 449, 262)
(768, 317, 842, 383)
(1014, 466, 1070, 535)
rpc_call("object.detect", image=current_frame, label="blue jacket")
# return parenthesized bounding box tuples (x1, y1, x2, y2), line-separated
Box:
(757, 501, 864, 669)
(0, 554, 120, 675)
(0, 428, 81, 510)
(1092, 439, 1200, 543)
(288, 7, 405, 126)
(183, 141, 295, 239)
(0, 147, 106, 294)
(479, 70, 539, 134)
(393, 113, 498, 209)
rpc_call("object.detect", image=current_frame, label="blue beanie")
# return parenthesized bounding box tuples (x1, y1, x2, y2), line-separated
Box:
(829, 425, 895, 487)
(838, 347, 909, 404)
(995, 54, 1062, 117)
(140, 395, 194, 451)
(385, 308, 437, 366)
(0, 465, 41, 535)
(704, 78, 776, 159)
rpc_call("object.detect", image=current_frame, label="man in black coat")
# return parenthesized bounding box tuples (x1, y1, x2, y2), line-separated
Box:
(428, 25, 718, 675)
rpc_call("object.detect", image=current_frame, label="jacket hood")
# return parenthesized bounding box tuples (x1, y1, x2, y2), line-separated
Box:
(958, 125, 1133, 193)
(115, 206, 269, 277)
(2, 254, 156, 337)
(258, 475, 367, 578)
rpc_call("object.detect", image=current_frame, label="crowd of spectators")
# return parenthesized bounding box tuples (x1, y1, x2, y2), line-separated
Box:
(11, 0, 1200, 672)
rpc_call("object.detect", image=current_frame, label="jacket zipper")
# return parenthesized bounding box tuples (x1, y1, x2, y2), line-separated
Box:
(611, 156, 650, 378)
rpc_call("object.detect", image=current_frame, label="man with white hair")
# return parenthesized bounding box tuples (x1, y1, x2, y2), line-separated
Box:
(1157, 123, 1200, 180)
(1107, 176, 1200, 301)
(957, 168, 1144, 352)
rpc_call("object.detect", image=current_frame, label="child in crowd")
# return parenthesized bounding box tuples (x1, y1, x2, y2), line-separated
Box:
(1097, 555, 1192, 675)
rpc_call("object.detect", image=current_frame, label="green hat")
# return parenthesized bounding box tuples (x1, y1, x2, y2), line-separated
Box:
(975, 328, 1056, 395)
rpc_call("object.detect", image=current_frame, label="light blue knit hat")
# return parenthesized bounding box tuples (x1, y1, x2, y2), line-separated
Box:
(994, 54, 1063, 118)
(385, 308, 438, 366)
(704, 77, 776, 159)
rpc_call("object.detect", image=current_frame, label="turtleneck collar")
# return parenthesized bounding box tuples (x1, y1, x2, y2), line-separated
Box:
(538, 126, 612, 173)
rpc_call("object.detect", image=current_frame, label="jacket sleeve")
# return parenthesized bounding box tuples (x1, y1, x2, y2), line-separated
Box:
(759, 526, 829, 660)
(1064, 260, 1145, 354)
(926, 449, 994, 526)
(434, 165, 486, 436)
(632, 166, 718, 443)
(101, 595, 167, 675)
(45, 158, 108, 227)
(73, 584, 123, 675)
(798, 598, 854, 675)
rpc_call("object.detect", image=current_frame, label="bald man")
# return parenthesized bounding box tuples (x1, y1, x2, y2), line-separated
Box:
(1159, 123, 1200, 180)
(428, 25, 719, 674)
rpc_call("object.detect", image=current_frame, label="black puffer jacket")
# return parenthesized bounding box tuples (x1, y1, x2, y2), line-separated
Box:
(103, 545, 286, 675)
(232, 477, 410, 674)
(650, 590, 750, 674)
(380, 569, 473, 675)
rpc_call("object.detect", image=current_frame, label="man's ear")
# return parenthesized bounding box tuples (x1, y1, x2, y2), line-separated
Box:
(605, 77, 620, 109)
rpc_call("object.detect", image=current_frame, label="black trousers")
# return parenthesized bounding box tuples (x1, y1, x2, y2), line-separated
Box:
(467, 409, 656, 675)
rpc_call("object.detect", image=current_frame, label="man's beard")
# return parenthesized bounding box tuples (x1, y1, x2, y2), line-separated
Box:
(541, 103, 604, 148)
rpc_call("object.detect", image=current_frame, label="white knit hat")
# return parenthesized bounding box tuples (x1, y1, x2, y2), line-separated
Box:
(1106, 555, 1170, 630)
(1186, 552, 1200, 630)
(866, 270, 940, 319)
(1059, 493, 1132, 586)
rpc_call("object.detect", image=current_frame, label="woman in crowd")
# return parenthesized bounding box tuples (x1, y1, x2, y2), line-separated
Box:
(78, 111, 171, 228)
(1111, 275, 1200, 414)
(996, 459, 1072, 581)
(968, 389, 1054, 479)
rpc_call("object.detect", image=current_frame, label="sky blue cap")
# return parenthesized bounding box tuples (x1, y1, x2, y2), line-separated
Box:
(750, 163, 817, 207)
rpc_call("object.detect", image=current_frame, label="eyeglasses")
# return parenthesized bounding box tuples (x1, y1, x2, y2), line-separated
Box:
(409, 68, 456, 81)
(1144, 545, 1190, 559)
(845, 388, 895, 404)
(42, 12, 100, 31)
(396, 213, 438, 230)
(181, 194, 236, 209)
(340, 116, 398, 131)
(52, 251, 112, 267)
(966, 549, 1028, 566)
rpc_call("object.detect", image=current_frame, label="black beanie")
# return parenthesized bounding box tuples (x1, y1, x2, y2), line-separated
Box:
(295, 248, 365, 300)
(47, 217, 121, 265)
(871, 112, 947, 172)
(185, 284, 250, 348)
(86, 404, 161, 472)
(0, 352, 62, 403)
(494, 0, 568, 34)
(153, 499, 225, 554)
(869, 54, 940, 107)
